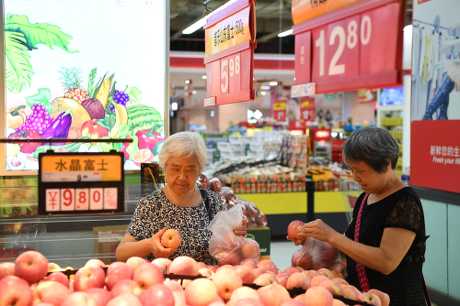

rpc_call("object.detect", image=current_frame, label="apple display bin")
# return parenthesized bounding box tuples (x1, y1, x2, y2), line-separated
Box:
(47, 267, 373, 306)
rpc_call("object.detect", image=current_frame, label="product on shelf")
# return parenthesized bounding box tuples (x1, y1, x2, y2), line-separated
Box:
(0, 249, 390, 306)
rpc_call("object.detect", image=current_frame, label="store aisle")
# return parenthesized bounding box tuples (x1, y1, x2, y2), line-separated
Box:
(270, 239, 298, 270)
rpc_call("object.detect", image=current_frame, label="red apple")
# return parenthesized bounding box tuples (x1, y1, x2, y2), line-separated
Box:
(107, 293, 142, 306)
(240, 238, 260, 259)
(125, 257, 148, 270)
(74, 265, 105, 291)
(257, 283, 290, 306)
(61, 292, 97, 306)
(163, 279, 186, 306)
(33, 280, 70, 305)
(151, 258, 172, 274)
(0, 275, 33, 306)
(15, 250, 49, 284)
(287, 220, 305, 242)
(253, 272, 276, 287)
(139, 284, 175, 306)
(310, 275, 330, 287)
(47, 262, 61, 273)
(85, 288, 112, 306)
(257, 259, 278, 274)
(184, 278, 219, 306)
(332, 299, 346, 306)
(281, 300, 306, 306)
(215, 250, 242, 266)
(84, 259, 106, 269)
(111, 279, 143, 297)
(160, 229, 182, 251)
(45, 271, 69, 287)
(133, 263, 163, 290)
(229, 286, 261, 305)
(0, 262, 15, 280)
(240, 258, 257, 269)
(367, 289, 390, 306)
(303, 286, 333, 306)
(168, 256, 199, 276)
(286, 272, 310, 290)
(234, 265, 255, 284)
(106, 262, 133, 290)
(213, 266, 243, 301)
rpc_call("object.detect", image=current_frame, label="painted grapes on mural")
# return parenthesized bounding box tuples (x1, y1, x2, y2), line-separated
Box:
(4, 12, 164, 170)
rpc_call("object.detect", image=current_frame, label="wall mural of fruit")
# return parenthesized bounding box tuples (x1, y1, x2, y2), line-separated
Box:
(4, 0, 166, 170)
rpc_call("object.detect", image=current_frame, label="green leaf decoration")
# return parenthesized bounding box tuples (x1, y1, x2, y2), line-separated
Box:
(97, 101, 116, 130)
(126, 86, 142, 105)
(87, 68, 97, 97)
(25, 88, 52, 113)
(5, 31, 33, 92)
(5, 15, 75, 52)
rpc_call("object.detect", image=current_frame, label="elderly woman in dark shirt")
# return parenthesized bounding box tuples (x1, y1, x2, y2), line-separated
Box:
(299, 127, 429, 306)
(116, 131, 245, 264)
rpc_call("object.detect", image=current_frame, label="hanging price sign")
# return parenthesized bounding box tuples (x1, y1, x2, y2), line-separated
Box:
(293, 0, 403, 94)
(273, 99, 287, 122)
(204, 0, 256, 106)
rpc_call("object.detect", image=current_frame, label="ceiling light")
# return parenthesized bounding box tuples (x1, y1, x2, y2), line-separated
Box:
(269, 81, 279, 86)
(185, 79, 191, 84)
(182, 16, 207, 35)
(192, 90, 197, 95)
(201, 75, 207, 80)
(278, 28, 293, 38)
(260, 85, 271, 91)
(182, 0, 239, 35)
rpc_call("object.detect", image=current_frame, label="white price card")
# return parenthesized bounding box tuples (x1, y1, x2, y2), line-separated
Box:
(75, 189, 90, 210)
(104, 188, 118, 209)
(45, 189, 60, 212)
(90, 188, 104, 210)
(60, 188, 75, 211)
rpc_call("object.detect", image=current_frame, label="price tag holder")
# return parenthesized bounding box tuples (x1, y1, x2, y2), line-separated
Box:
(293, 0, 403, 94)
(204, 0, 256, 106)
(38, 152, 124, 215)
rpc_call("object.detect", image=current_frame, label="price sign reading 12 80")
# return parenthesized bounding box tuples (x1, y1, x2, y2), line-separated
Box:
(294, 0, 403, 93)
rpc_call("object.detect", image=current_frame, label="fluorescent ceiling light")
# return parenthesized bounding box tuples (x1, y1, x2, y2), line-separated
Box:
(182, 16, 207, 35)
(269, 81, 279, 86)
(201, 75, 207, 80)
(182, 0, 239, 35)
(278, 28, 293, 38)
(260, 85, 271, 91)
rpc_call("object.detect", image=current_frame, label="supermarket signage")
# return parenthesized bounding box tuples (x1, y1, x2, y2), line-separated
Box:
(273, 99, 287, 122)
(411, 121, 460, 194)
(38, 152, 124, 214)
(291, 82, 315, 98)
(292, 0, 361, 25)
(204, 0, 256, 106)
(300, 97, 316, 121)
(293, 0, 403, 94)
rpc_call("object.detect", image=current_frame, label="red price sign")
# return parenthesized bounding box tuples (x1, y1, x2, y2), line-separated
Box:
(293, 0, 403, 94)
(273, 99, 287, 122)
(204, 0, 255, 106)
(60, 188, 75, 211)
(75, 188, 89, 210)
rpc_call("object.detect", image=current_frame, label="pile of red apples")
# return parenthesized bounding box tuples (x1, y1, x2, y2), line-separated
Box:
(0, 248, 389, 306)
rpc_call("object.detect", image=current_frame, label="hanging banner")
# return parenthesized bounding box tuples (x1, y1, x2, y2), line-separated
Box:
(410, 0, 460, 193)
(292, 0, 360, 26)
(204, 0, 256, 106)
(273, 99, 287, 122)
(300, 97, 316, 121)
(292, 0, 403, 94)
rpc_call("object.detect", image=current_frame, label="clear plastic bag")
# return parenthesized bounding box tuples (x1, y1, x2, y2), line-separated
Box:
(291, 237, 340, 270)
(208, 205, 260, 265)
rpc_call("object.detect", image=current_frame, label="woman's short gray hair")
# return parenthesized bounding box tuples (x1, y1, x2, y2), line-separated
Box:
(159, 131, 207, 172)
(343, 127, 399, 173)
